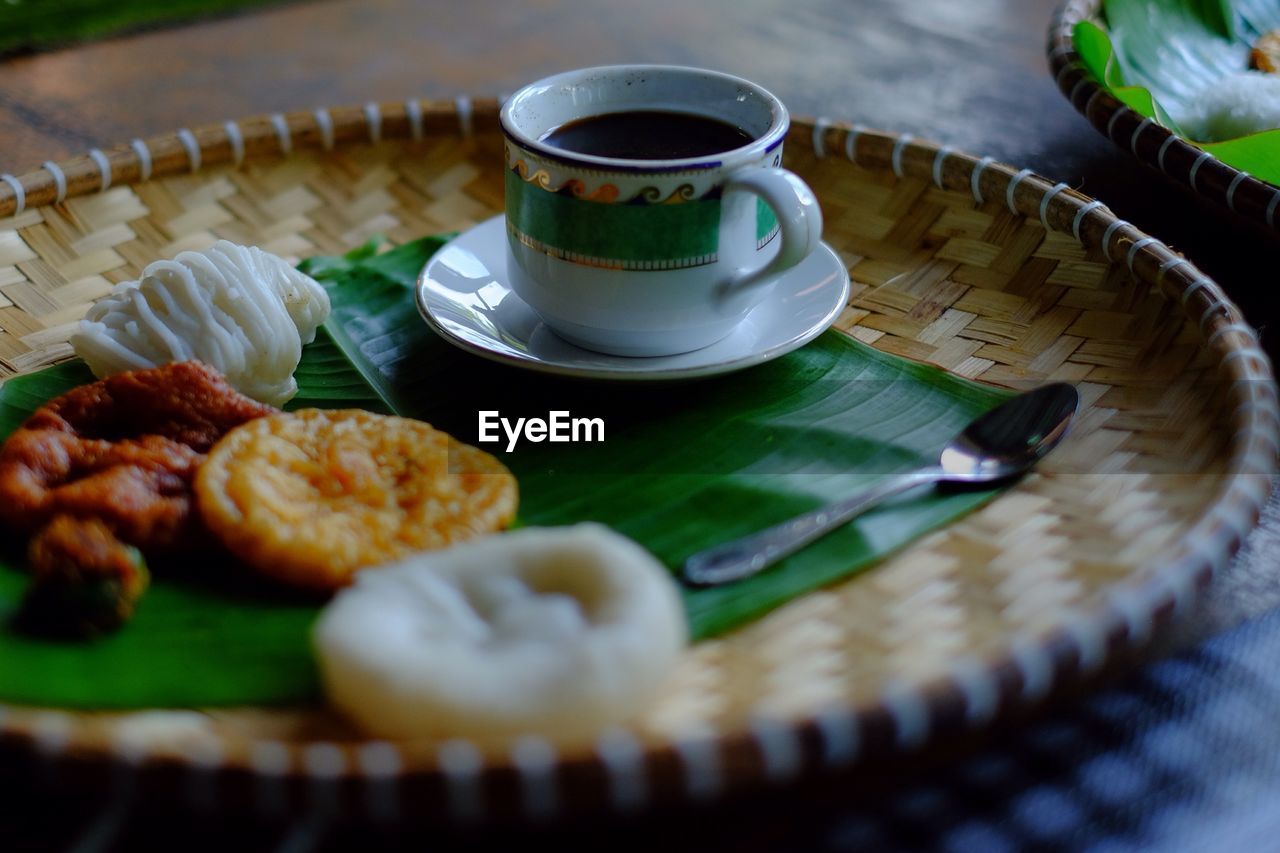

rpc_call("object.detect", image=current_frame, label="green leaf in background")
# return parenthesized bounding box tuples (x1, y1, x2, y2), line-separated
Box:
(0, 0, 290, 56)
(1200, 128, 1280, 176)
(1074, 20, 1128, 91)
(1074, 20, 1183, 133)
(1074, 0, 1280, 184)
(0, 237, 1009, 708)
(1207, 0, 1238, 39)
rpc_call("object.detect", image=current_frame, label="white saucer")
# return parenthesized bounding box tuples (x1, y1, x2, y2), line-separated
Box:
(416, 215, 850, 381)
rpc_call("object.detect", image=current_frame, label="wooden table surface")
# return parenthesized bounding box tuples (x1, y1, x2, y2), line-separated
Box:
(0, 0, 1277, 846)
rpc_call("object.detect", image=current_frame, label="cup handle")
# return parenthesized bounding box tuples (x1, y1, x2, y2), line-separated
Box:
(716, 166, 824, 309)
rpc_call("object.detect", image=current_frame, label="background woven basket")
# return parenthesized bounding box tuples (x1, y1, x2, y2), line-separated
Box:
(0, 99, 1274, 821)
(1048, 0, 1280, 233)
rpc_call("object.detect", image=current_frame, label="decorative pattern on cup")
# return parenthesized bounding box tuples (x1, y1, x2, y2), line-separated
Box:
(504, 141, 780, 272)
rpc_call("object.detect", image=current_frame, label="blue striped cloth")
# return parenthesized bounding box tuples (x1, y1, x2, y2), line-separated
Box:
(815, 608, 1280, 852)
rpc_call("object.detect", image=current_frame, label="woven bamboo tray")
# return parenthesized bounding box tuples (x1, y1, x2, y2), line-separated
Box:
(1049, 0, 1280, 232)
(0, 98, 1274, 822)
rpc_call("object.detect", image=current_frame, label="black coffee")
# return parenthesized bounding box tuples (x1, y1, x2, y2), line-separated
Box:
(540, 110, 755, 160)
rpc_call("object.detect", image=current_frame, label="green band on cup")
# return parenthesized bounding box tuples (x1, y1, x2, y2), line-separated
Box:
(505, 170, 721, 269)
(756, 197, 779, 246)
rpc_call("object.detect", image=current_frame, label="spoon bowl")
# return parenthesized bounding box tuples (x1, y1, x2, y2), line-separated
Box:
(939, 383, 1079, 482)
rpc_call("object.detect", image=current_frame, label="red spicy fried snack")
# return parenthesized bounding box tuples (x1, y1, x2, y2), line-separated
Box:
(0, 361, 276, 636)
(0, 361, 276, 547)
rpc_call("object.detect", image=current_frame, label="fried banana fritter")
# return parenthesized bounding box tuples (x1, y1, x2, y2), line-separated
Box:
(196, 408, 518, 590)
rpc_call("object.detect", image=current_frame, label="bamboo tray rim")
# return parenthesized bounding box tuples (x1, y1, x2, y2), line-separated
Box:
(0, 96, 1275, 821)
(1048, 0, 1280, 232)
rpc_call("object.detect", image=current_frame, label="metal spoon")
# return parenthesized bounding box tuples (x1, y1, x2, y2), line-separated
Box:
(682, 382, 1080, 587)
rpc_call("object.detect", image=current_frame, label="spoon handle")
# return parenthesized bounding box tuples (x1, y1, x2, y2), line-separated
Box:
(682, 467, 947, 587)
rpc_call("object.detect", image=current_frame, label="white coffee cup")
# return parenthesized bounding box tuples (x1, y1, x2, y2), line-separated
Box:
(501, 65, 824, 357)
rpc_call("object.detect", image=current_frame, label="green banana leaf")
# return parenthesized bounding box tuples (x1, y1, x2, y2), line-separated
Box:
(0, 236, 1009, 708)
(1074, 0, 1280, 184)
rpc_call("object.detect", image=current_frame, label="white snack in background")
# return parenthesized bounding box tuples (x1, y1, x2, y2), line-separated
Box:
(313, 523, 689, 739)
(71, 240, 330, 406)
(1181, 70, 1280, 141)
